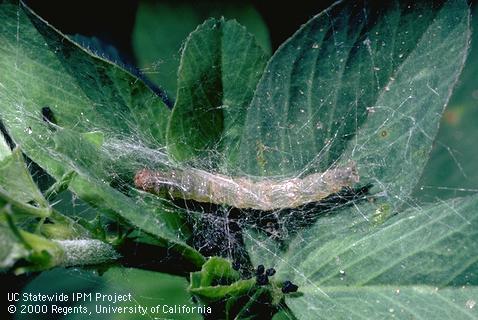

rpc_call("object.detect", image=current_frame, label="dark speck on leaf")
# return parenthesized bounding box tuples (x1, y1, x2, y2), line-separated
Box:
(282, 280, 299, 293)
(256, 273, 269, 286)
(41, 106, 56, 124)
(265, 268, 276, 276)
(256, 264, 265, 275)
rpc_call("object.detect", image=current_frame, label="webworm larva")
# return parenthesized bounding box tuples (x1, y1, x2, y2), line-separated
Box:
(134, 161, 359, 211)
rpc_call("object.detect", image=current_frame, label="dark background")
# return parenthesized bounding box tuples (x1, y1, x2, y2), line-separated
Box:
(25, 0, 338, 65)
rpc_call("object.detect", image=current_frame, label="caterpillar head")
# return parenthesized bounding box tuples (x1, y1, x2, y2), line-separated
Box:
(134, 169, 182, 195)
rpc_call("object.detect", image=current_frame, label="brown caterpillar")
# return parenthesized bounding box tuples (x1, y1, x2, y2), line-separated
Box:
(134, 161, 359, 211)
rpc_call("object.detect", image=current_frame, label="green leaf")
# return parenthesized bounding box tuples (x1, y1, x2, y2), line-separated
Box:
(52, 128, 110, 179)
(414, 4, 478, 202)
(233, 0, 470, 207)
(0, 145, 91, 239)
(0, 187, 50, 218)
(290, 286, 478, 319)
(0, 148, 47, 207)
(132, 0, 271, 97)
(18, 230, 64, 271)
(166, 18, 269, 164)
(190, 256, 239, 288)
(341, 0, 471, 207)
(0, 3, 170, 146)
(0, 1, 204, 266)
(0, 219, 65, 273)
(196, 257, 241, 287)
(189, 257, 255, 301)
(1, 201, 113, 272)
(190, 278, 256, 301)
(0, 0, 170, 171)
(246, 195, 478, 319)
(0, 224, 28, 270)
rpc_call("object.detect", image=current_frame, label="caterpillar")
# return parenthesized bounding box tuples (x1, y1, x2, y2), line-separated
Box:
(134, 161, 359, 211)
